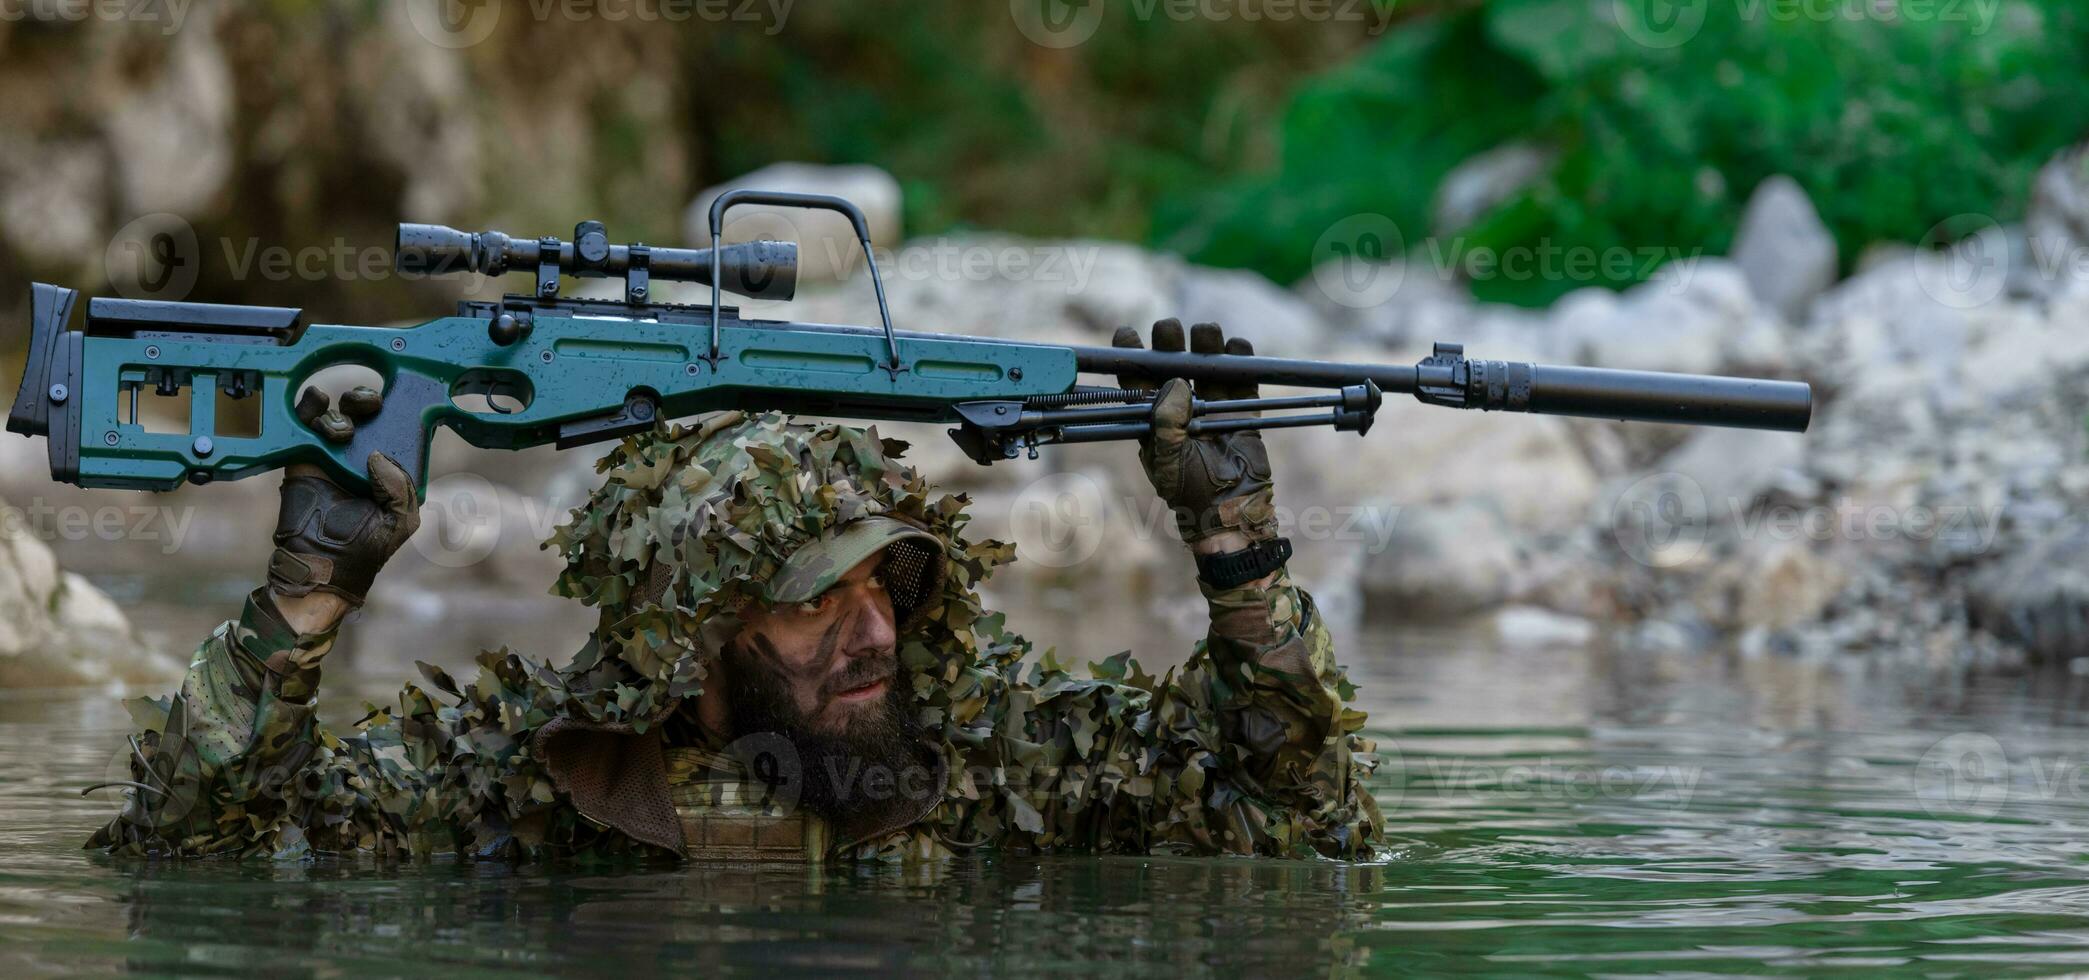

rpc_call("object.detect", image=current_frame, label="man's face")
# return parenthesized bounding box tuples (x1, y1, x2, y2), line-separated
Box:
(726, 554, 903, 738)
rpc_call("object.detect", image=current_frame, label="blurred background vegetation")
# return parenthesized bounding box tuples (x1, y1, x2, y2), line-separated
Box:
(1, 0, 2084, 318)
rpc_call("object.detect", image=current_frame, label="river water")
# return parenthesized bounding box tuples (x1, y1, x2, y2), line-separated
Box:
(5, 620, 2089, 976)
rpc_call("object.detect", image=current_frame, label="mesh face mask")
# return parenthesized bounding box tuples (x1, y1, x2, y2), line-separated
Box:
(878, 535, 944, 626)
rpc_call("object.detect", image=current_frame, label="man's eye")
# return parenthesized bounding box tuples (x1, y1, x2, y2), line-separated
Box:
(866, 573, 888, 592)
(793, 594, 836, 616)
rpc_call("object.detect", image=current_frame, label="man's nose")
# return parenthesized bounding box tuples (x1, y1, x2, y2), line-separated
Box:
(841, 585, 897, 658)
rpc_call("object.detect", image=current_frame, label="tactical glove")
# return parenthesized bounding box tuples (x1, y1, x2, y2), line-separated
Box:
(1112, 319, 1279, 544)
(267, 385, 421, 607)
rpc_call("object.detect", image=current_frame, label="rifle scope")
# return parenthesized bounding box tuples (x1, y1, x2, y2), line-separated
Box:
(396, 221, 799, 302)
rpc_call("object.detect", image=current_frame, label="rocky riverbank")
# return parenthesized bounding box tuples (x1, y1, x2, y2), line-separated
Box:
(4, 156, 2084, 682)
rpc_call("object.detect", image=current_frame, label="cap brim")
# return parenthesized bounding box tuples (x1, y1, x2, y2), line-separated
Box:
(765, 516, 943, 605)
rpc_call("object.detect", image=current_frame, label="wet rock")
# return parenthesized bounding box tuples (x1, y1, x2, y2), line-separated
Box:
(1173, 265, 1328, 354)
(1277, 391, 1599, 534)
(1492, 605, 1595, 649)
(1359, 500, 1522, 619)
(749, 233, 1176, 349)
(2022, 145, 2089, 301)
(1615, 618, 1706, 655)
(0, 499, 177, 688)
(1969, 526, 2089, 663)
(1652, 426, 1808, 515)
(1694, 538, 1847, 632)
(1803, 251, 1992, 385)
(1303, 264, 1559, 360)
(1553, 260, 1788, 376)
(1729, 176, 1838, 324)
(689, 163, 904, 283)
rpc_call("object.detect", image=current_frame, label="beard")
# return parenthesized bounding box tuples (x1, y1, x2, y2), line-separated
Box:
(721, 644, 924, 821)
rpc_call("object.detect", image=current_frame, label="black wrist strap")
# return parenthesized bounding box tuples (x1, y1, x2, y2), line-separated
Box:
(1195, 537, 1293, 589)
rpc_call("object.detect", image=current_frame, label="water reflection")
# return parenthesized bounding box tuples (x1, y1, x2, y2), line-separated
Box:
(8, 625, 2089, 975)
(85, 856, 1384, 975)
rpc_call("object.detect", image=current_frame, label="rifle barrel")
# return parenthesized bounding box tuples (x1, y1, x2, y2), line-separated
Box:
(1067, 345, 1811, 433)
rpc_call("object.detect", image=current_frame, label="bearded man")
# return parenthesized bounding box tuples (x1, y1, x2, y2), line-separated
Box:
(93, 321, 1384, 862)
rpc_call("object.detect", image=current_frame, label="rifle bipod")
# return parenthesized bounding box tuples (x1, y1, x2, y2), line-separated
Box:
(946, 382, 1382, 463)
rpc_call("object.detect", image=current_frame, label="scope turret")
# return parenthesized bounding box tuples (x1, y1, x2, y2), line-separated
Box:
(396, 221, 798, 302)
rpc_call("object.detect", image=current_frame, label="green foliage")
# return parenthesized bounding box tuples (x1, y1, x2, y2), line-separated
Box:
(1155, 0, 2089, 306)
(683, 3, 1378, 245)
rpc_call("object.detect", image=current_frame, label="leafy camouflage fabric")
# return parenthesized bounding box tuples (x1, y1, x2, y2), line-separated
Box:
(91, 411, 1384, 861)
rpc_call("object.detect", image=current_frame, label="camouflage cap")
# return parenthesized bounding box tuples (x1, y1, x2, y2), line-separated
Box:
(764, 515, 947, 620)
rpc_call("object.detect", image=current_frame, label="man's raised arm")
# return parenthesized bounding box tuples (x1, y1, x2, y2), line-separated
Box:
(1112, 320, 1381, 855)
(91, 390, 424, 855)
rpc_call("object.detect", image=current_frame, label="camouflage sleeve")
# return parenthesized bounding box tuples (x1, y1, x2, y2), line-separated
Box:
(926, 571, 1382, 860)
(1184, 569, 1383, 854)
(87, 590, 601, 859)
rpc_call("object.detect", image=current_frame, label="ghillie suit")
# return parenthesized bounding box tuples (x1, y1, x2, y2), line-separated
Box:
(93, 411, 1382, 861)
